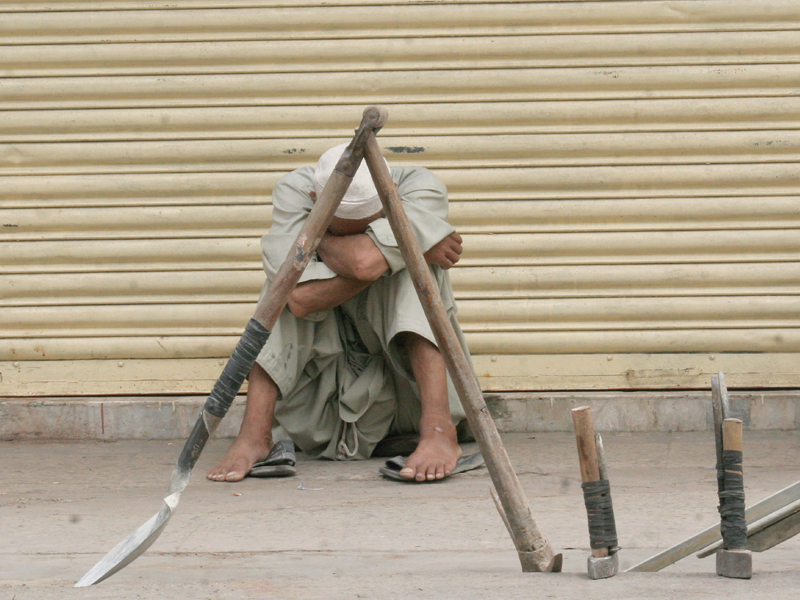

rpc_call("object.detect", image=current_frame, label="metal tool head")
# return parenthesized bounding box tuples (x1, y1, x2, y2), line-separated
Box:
(75, 492, 179, 587)
(75, 413, 211, 586)
(587, 434, 620, 579)
(588, 551, 619, 580)
(716, 548, 752, 579)
(595, 433, 608, 480)
(629, 479, 800, 572)
(747, 504, 800, 552)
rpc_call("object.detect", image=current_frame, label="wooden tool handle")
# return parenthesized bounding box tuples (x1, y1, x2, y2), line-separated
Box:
(571, 406, 608, 558)
(363, 134, 559, 573)
(362, 105, 389, 130)
(723, 418, 743, 453)
(572, 406, 601, 483)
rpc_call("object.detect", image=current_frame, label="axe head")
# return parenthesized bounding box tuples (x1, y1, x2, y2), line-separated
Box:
(716, 548, 752, 579)
(588, 551, 619, 580)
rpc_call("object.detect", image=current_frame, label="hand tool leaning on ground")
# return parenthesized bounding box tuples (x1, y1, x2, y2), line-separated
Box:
(571, 406, 619, 579)
(628, 372, 800, 572)
(696, 373, 800, 560)
(706, 372, 752, 577)
(77, 106, 560, 586)
(626, 372, 732, 572)
(75, 106, 390, 587)
(709, 417, 752, 579)
(628, 480, 800, 575)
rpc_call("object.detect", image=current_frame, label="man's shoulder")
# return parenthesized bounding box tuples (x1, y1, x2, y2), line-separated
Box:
(391, 165, 446, 193)
(391, 164, 437, 180)
(272, 166, 315, 208)
(275, 165, 315, 189)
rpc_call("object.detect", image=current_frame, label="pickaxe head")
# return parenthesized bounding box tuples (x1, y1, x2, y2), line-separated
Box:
(716, 548, 752, 579)
(588, 551, 619, 580)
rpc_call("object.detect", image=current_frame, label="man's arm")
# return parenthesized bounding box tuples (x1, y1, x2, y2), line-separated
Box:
(361, 166, 462, 275)
(319, 229, 464, 280)
(317, 233, 389, 282)
(287, 275, 372, 318)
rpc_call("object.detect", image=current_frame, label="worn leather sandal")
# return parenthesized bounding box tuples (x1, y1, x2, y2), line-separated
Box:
(379, 451, 484, 482)
(249, 439, 297, 478)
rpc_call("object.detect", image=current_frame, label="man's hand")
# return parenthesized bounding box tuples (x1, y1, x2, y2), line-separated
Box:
(424, 232, 463, 269)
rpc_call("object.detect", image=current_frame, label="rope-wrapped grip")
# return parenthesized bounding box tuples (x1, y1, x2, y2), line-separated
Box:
(204, 319, 271, 418)
(582, 479, 619, 551)
(719, 449, 747, 550)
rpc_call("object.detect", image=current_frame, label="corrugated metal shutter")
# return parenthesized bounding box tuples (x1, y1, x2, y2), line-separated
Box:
(2, 0, 800, 396)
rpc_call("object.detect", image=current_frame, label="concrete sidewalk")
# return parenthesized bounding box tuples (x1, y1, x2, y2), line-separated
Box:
(2, 431, 799, 599)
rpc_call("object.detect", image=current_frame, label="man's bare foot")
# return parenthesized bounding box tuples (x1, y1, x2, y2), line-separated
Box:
(206, 435, 272, 482)
(399, 422, 462, 482)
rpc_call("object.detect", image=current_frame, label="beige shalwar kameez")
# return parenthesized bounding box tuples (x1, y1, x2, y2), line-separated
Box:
(255, 165, 471, 460)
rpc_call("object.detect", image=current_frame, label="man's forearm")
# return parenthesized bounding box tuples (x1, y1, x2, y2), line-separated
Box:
(287, 275, 372, 318)
(317, 233, 389, 281)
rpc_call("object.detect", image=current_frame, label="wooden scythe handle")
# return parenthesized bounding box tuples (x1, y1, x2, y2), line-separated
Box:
(362, 132, 560, 573)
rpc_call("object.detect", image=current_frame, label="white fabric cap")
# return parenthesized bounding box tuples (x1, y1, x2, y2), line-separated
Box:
(313, 142, 389, 220)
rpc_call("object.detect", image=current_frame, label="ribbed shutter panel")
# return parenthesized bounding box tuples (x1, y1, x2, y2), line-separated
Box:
(2, 1, 799, 394)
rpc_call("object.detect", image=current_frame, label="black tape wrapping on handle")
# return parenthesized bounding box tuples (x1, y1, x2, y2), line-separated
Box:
(175, 414, 212, 475)
(582, 479, 619, 550)
(718, 449, 747, 549)
(204, 319, 271, 418)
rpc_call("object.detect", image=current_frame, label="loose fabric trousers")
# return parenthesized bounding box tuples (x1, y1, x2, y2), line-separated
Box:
(255, 267, 470, 460)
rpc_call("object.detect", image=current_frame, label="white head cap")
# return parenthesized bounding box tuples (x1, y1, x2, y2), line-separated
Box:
(313, 143, 389, 220)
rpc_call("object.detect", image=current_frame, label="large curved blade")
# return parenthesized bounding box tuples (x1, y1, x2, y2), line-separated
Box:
(74, 108, 388, 586)
(75, 411, 214, 586)
(75, 492, 179, 587)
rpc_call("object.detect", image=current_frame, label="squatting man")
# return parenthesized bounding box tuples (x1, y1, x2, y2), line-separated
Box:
(207, 143, 478, 483)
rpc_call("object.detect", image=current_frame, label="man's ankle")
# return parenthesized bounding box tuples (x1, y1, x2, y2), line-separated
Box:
(235, 427, 272, 447)
(419, 418, 457, 439)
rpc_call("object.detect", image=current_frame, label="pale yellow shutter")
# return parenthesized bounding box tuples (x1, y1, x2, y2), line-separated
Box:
(2, 1, 799, 395)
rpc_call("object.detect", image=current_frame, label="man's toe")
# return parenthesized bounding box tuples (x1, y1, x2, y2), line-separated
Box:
(224, 470, 242, 482)
(399, 466, 415, 480)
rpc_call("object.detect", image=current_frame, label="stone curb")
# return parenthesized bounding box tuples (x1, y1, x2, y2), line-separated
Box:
(485, 390, 800, 432)
(1, 391, 798, 440)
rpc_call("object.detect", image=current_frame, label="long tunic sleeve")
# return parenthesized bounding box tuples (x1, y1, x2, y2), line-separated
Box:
(261, 165, 455, 282)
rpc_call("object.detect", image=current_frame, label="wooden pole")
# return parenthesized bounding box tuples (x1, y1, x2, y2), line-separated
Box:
(571, 406, 609, 559)
(362, 133, 560, 573)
